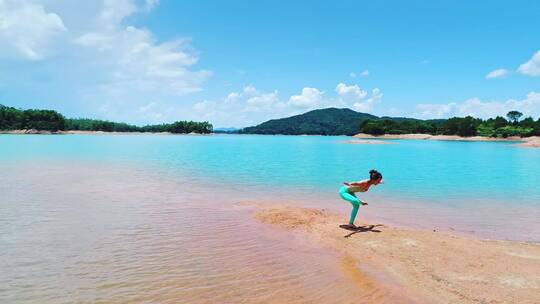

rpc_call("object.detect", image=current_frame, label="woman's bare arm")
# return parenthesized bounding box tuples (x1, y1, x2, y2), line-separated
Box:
(348, 179, 369, 187)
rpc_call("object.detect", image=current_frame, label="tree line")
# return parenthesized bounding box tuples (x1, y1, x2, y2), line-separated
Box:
(359, 111, 540, 137)
(0, 105, 213, 134)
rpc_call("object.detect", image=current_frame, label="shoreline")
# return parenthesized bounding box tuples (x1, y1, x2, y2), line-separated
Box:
(0, 129, 211, 135)
(353, 133, 540, 147)
(3, 129, 540, 147)
(254, 205, 540, 303)
(352, 132, 525, 142)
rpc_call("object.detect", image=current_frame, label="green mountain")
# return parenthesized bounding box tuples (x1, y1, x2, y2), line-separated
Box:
(240, 108, 378, 135)
(240, 107, 540, 137)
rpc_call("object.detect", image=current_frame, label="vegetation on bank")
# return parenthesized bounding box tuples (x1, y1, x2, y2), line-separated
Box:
(359, 111, 540, 137)
(0, 105, 213, 134)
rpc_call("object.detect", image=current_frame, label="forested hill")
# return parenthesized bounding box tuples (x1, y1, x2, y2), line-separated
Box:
(240, 108, 378, 135)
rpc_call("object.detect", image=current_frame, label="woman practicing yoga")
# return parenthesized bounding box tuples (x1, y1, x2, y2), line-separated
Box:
(339, 169, 383, 228)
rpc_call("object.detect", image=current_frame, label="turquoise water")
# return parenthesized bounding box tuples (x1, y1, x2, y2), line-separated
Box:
(1, 134, 540, 302)
(1, 134, 539, 206)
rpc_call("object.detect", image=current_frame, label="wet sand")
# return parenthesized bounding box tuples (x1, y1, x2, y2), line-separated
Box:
(255, 206, 540, 304)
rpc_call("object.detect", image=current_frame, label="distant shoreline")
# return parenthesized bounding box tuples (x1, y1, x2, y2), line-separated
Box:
(3, 129, 540, 147)
(0, 129, 211, 136)
(352, 133, 540, 147)
(353, 132, 524, 141)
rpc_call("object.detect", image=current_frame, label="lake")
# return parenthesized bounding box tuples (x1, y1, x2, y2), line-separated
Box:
(1, 134, 539, 303)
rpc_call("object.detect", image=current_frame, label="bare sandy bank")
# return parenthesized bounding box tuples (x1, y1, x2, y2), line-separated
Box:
(344, 139, 397, 145)
(255, 206, 540, 304)
(516, 136, 540, 148)
(353, 133, 525, 142)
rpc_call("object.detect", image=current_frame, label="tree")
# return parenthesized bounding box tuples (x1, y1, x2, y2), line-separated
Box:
(359, 120, 385, 135)
(442, 117, 460, 135)
(506, 111, 523, 125)
(493, 116, 508, 129)
(519, 117, 535, 128)
(457, 116, 479, 137)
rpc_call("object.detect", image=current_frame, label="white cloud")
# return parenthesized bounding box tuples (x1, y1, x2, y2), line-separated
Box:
(349, 70, 369, 78)
(191, 85, 286, 126)
(416, 92, 540, 119)
(189, 82, 384, 127)
(137, 101, 168, 121)
(352, 88, 382, 112)
(246, 91, 279, 107)
(289, 87, 324, 107)
(242, 85, 258, 96)
(225, 92, 240, 104)
(0, 0, 66, 60)
(74, 1, 210, 96)
(486, 68, 508, 79)
(336, 83, 367, 102)
(99, 0, 136, 26)
(416, 102, 458, 118)
(145, 0, 159, 11)
(192, 100, 215, 112)
(518, 50, 540, 76)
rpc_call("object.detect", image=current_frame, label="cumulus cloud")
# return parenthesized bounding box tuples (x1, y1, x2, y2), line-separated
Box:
(486, 68, 509, 79)
(360, 70, 369, 76)
(190, 83, 383, 127)
(192, 85, 286, 127)
(518, 50, 540, 76)
(335, 83, 367, 102)
(289, 87, 324, 107)
(246, 91, 279, 110)
(416, 92, 540, 119)
(99, 0, 136, 26)
(352, 88, 382, 112)
(145, 0, 159, 11)
(74, 1, 210, 96)
(0, 0, 66, 60)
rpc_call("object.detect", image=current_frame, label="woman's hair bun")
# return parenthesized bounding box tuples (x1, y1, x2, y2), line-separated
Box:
(369, 169, 382, 180)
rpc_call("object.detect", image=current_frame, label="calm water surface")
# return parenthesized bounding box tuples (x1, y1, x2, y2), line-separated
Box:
(1, 134, 539, 303)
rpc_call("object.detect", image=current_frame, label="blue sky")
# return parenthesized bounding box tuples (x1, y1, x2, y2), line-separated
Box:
(1, 0, 539, 127)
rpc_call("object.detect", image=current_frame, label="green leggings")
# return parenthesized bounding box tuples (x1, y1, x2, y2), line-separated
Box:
(339, 186, 363, 225)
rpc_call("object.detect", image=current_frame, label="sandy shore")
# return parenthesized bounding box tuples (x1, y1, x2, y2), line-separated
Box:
(516, 136, 540, 148)
(353, 133, 525, 142)
(255, 206, 540, 303)
(344, 139, 397, 145)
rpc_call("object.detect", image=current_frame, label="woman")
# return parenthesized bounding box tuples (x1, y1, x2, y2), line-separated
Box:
(339, 169, 383, 228)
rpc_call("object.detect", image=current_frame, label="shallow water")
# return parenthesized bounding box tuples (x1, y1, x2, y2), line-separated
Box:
(1, 163, 370, 303)
(1, 134, 539, 302)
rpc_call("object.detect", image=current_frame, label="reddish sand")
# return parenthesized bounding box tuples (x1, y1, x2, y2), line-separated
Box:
(255, 206, 540, 304)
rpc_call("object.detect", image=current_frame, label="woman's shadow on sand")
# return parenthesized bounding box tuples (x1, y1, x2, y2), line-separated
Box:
(339, 224, 383, 238)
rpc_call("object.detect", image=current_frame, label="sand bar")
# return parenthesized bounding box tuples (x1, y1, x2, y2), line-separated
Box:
(255, 206, 540, 304)
(353, 133, 525, 142)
